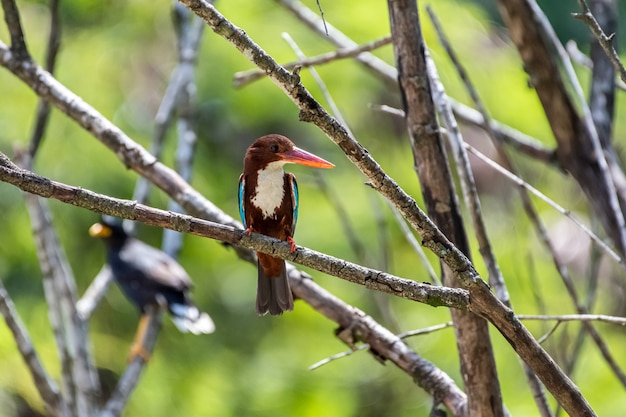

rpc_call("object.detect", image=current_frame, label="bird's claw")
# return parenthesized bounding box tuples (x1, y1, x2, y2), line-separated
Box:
(245, 226, 253, 236)
(287, 237, 297, 253)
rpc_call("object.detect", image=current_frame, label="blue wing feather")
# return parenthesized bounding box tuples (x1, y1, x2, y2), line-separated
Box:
(238, 174, 246, 228)
(290, 175, 299, 235)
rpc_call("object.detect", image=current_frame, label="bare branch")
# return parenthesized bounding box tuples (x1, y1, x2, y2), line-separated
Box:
(76, 266, 115, 320)
(292, 276, 468, 416)
(0, 37, 469, 413)
(0, 278, 69, 417)
(28, 0, 61, 156)
(233, 35, 392, 87)
(573, 0, 626, 84)
(310, 322, 454, 370)
(98, 309, 163, 417)
(20, 178, 101, 417)
(388, 2, 503, 415)
(465, 144, 624, 269)
(519, 314, 626, 325)
(1, 0, 29, 59)
(0, 8, 599, 413)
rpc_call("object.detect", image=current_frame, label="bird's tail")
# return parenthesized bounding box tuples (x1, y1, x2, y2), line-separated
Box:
(256, 254, 294, 316)
(169, 303, 215, 335)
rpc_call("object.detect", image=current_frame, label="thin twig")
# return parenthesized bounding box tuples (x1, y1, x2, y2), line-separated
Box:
(233, 35, 392, 87)
(573, 0, 626, 84)
(425, 44, 508, 304)
(310, 322, 454, 370)
(518, 314, 626, 325)
(465, 144, 624, 270)
(385, 199, 440, 285)
(163, 7, 205, 258)
(537, 0, 626, 256)
(76, 266, 115, 320)
(565, 39, 626, 91)
(467, 141, 626, 387)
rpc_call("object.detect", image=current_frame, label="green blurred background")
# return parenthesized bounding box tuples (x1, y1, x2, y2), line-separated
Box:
(1, 0, 626, 415)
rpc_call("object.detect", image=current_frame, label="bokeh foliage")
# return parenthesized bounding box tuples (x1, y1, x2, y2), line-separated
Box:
(1, 0, 626, 415)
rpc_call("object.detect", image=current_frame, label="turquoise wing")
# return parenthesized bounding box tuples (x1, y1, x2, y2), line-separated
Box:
(289, 174, 299, 235)
(238, 174, 246, 228)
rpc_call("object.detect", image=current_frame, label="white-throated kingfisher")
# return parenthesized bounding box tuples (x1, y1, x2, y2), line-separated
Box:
(238, 134, 334, 315)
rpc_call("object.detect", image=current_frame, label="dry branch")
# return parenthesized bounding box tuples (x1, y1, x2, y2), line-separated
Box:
(574, 0, 626, 84)
(388, 1, 503, 415)
(0, 279, 69, 417)
(0, 37, 472, 413)
(175, 1, 596, 415)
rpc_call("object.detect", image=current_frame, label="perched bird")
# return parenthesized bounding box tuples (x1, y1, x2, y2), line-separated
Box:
(238, 134, 334, 315)
(89, 217, 214, 360)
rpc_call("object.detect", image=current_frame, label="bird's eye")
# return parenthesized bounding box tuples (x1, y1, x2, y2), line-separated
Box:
(270, 144, 279, 153)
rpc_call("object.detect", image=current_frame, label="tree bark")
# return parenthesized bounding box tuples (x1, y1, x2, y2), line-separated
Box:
(387, 1, 504, 416)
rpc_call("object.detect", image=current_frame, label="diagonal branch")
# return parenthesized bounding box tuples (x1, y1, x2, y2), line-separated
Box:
(0, 10, 595, 412)
(177, 2, 595, 415)
(0, 39, 472, 413)
(233, 35, 392, 88)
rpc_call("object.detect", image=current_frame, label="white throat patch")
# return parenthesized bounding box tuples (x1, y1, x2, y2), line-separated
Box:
(252, 161, 286, 219)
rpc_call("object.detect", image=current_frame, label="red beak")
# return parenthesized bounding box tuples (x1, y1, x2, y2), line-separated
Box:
(279, 147, 334, 169)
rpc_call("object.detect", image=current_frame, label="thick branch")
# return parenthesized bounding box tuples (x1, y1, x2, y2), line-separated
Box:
(388, 1, 503, 415)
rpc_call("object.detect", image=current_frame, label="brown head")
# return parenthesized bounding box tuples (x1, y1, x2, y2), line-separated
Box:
(243, 134, 334, 173)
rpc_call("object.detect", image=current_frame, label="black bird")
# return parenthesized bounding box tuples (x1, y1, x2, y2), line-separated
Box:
(239, 134, 334, 315)
(90, 217, 214, 360)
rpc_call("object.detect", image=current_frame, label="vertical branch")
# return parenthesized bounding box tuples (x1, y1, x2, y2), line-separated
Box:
(424, 23, 553, 416)
(162, 6, 205, 257)
(386, 1, 504, 416)
(587, 0, 616, 146)
(1, 0, 29, 59)
(22, 190, 101, 417)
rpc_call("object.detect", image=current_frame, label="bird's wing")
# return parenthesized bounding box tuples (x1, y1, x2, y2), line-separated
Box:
(287, 173, 299, 235)
(123, 240, 192, 291)
(238, 173, 247, 228)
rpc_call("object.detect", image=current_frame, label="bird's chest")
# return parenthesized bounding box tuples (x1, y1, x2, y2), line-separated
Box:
(250, 167, 287, 220)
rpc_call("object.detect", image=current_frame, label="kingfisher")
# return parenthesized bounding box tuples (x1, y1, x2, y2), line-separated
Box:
(90, 216, 214, 361)
(238, 134, 334, 315)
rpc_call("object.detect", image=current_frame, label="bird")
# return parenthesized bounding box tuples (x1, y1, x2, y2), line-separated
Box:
(89, 216, 214, 361)
(238, 134, 334, 315)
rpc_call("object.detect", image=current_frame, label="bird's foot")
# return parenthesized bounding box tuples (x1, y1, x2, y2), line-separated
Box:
(128, 342, 151, 363)
(287, 237, 297, 253)
(246, 226, 253, 236)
